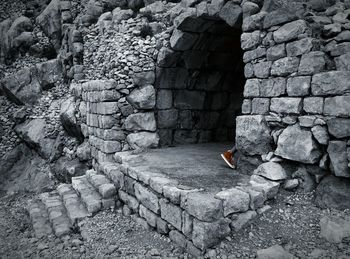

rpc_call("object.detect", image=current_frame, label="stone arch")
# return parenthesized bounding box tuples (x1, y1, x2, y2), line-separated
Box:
(154, 5, 245, 146)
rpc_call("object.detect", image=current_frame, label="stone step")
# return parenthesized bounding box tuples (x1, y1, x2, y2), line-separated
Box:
(28, 199, 54, 238)
(57, 183, 90, 225)
(86, 169, 117, 200)
(39, 192, 73, 237)
(71, 175, 103, 214)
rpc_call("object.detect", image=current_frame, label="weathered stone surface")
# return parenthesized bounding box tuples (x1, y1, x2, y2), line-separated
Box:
(215, 188, 250, 216)
(230, 210, 258, 231)
(271, 57, 299, 76)
(327, 141, 350, 178)
(127, 85, 155, 109)
(134, 182, 160, 213)
(133, 71, 155, 86)
(192, 218, 231, 250)
(36, 0, 61, 50)
(266, 44, 286, 61)
(236, 115, 273, 156)
(253, 61, 272, 79)
(324, 96, 350, 117)
(311, 71, 350, 96)
(218, 1, 242, 27)
(181, 192, 222, 222)
(335, 53, 350, 71)
(241, 31, 261, 50)
(170, 29, 198, 51)
(254, 162, 287, 181)
(242, 12, 265, 32)
(260, 77, 286, 97)
(112, 8, 133, 23)
(273, 20, 308, 43)
(124, 112, 157, 131)
(157, 47, 180, 67)
(174, 90, 205, 109)
(284, 179, 299, 190)
(243, 79, 260, 97)
(76, 141, 91, 161)
(320, 216, 350, 243)
(139, 204, 157, 227)
(303, 97, 323, 114)
(157, 109, 178, 129)
(286, 76, 311, 96)
(36, 59, 62, 89)
(251, 98, 269, 114)
(169, 230, 186, 248)
(263, 9, 297, 29)
(315, 175, 350, 210)
(60, 97, 83, 141)
(127, 132, 159, 149)
(257, 245, 294, 259)
(298, 51, 326, 75)
(275, 124, 322, 164)
(249, 175, 280, 199)
(156, 90, 173, 109)
(159, 199, 182, 230)
(311, 125, 329, 145)
(270, 98, 302, 114)
(327, 118, 350, 138)
(286, 38, 316, 57)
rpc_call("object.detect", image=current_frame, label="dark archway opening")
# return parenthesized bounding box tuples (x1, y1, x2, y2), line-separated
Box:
(155, 17, 245, 146)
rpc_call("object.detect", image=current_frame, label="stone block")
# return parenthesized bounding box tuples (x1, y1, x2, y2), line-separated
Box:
(287, 76, 311, 96)
(156, 67, 188, 89)
(273, 20, 308, 43)
(182, 211, 193, 238)
(311, 71, 350, 96)
(127, 132, 159, 149)
(230, 210, 257, 231)
(207, 0, 225, 16)
(98, 183, 116, 199)
(157, 109, 178, 128)
(157, 47, 181, 67)
(192, 218, 231, 250)
(133, 71, 155, 86)
(275, 124, 322, 164)
(181, 192, 223, 222)
(242, 99, 251, 114)
(262, 9, 297, 29)
(156, 217, 169, 234)
(236, 115, 273, 156)
(249, 175, 280, 199)
(139, 204, 157, 227)
(159, 199, 182, 230)
(260, 77, 286, 97)
(298, 51, 326, 75)
(242, 12, 265, 32)
(243, 47, 266, 63)
(244, 63, 254, 78)
(149, 176, 178, 194)
(124, 175, 136, 196)
(271, 57, 299, 76)
(169, 230, 187, 248)
(253, 61, 272, 79)
(327, 141, 350, 178)
(215, 188, 250, 216)
(156, 89, 173, 109)
(335, 53, 350, 71)
(127, 85, 155, 109)
(311, 125, 329, 145)
(124, 112, 157, 131)
(170, 29, 198, 51)
(134, 182, 160, 214)
(241, 30, 261, 50)
(327, 118, 350, 138)
(324, 96, 350, 117)
(253, 162, 287, 181)
(174, 90, 205, 109)
(174, 130, 198, 144)
(118, 190, 139, 212)
(243, 79, 260, 97)
(252, 98, 270, 114)
(267, 43, 286, 61)
(303, 97, 323, 114)
(270, 98, 302, 114)
(219, 1, 242, 27)
(286, 38, 316, 57)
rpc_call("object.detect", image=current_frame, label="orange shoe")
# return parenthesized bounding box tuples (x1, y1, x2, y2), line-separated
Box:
(221, 151, 236, 169)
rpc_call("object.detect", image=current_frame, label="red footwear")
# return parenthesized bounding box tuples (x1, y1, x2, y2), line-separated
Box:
(221, 151, 236, 169)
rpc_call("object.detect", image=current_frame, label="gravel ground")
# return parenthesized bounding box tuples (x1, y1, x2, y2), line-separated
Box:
(1, 191, 349, 259)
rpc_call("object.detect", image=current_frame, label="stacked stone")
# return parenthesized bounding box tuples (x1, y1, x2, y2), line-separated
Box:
(234, 0, 350, 178)
(99, 157, 288, 255)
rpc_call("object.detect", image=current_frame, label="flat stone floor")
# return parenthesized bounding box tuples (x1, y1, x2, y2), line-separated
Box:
(120, 143, 250, 193)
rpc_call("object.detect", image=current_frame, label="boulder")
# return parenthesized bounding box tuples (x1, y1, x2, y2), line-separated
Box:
(218, 1, 242, 28)
(236, 115, 273, 156)
(254, 162, 287, 181)
(127, 132, 159, 149)
(257, 245, 294, 259)
(124, 112, 157, 131)
(320, 216, 350, 243)
(51, 157, 88, 183)
(1, 66, 41, 105)
(315, 175, 350, 210)
(275, 124, 322, 164)
(249, 175, 280, 199)
(273, 20, 308, 43)
(36, 59, 62, 89)
(60, 97, 83, 141)
(327, 141, 350, 178)
(133, 71, 155, 86)
(76, 141, 91, 161)
(215, 188, 250, 216)
(127, 85, 155, 109)
(36, 0, 62, 51)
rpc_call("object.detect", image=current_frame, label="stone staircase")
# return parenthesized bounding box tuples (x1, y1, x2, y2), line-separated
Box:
(28, 169, 117, 239)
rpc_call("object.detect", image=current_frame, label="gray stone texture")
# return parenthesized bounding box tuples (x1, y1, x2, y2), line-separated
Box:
(324, 96, 350, 117)
(298, 51, 326, 75)
(270, 98, 302, 114)
(327, 118, 350, 138)
(124, 112, 157, 131)
(311, 71, 350, 96)
(273, 20, 308, 43)
(271, 57, 299, 76)
(327, 141, 350, 178)
(286, 76, 311, 96)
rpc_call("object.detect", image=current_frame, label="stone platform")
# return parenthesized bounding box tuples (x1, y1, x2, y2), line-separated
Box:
(98, 143, 286, 255)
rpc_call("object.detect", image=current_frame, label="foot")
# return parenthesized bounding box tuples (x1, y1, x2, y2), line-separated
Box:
(221, 151, 236, 169)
